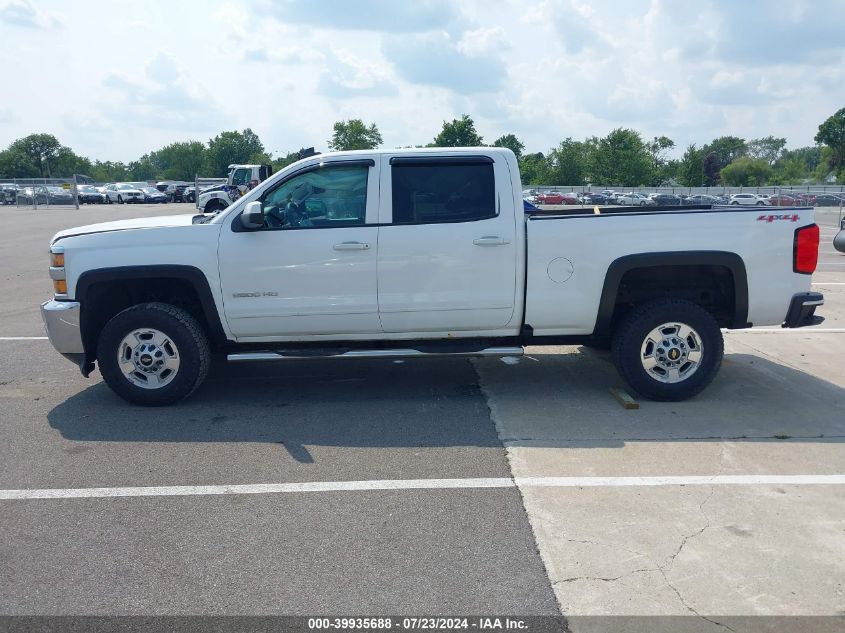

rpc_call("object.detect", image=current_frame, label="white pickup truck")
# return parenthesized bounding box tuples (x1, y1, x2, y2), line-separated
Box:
(41, 147, 823, 406)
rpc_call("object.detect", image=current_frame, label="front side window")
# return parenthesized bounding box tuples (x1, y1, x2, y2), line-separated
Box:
(232, 169, 251, 187)
(391, 163, 495, 224)
(260, 165, 369, 230)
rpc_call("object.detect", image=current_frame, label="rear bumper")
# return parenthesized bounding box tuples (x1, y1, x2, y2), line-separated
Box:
(40, 299, 85, 367)
(783, 292, 824, 328)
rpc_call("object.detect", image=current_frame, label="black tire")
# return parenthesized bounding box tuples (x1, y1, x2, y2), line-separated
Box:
(97, 302, 211, 406)
(611, 298, 723, 402)
(117, 195, 124, 204)
(204, 199, 225, 213)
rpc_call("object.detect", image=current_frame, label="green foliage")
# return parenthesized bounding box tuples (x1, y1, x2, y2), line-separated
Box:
(493, 134, 525, 159)
(781, 146, 821, 172)
(272, 151, 303, 172)
(547, 138, 589, 186)
(328, 119, 383, 151)
(703, 136, 747, 168)
(815, 108, 845, 181)
(126, 156, 158, 182)
(205, 128, 266, 177)
(89, 161, 129, 183)
(588, 128, 652, 186)
(0, 146, 41, 178)
(0, 133, 91, 178)
(771, 156, 808, 185)
(747, 136, 786, 165)
(719, 156, 773, 186)
(676, 144, 705, 186)
(646, 135, 675, 185)
(517, 152, 550, 185)
(432, 114, 483, 147)
(148, 141, 207, 181)
(703, 151, 720, 186)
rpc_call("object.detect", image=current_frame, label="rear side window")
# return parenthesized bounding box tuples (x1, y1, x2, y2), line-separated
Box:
(391, 163, 495, 224)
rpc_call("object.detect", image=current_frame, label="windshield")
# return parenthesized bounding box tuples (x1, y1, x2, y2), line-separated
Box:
(116, 184, 136, 190)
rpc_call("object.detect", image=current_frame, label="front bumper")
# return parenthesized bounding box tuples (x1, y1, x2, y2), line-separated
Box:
(40, 299, 85, 366)
(783, 292, 824, 328)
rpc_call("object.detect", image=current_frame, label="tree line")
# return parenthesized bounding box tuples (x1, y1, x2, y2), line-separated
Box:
(1, 107, 844, 186)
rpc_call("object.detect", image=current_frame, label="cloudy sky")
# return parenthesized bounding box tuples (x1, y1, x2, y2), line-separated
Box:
(1, 0, 843, 163)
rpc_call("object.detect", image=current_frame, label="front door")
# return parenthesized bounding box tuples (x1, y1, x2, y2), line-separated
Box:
(217, 159, 381, 340)
(376, 154, 518, 333)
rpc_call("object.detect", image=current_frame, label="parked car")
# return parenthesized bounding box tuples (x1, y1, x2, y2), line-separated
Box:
(18, 186, 75, 205)
(767, 193, 800, 207)
(683, 194, 725, 206)
(183, 186, 197, 203)
(650, 193, 683, 206)
(814, 194, 844, 207)
(77, 184, 106, 205)
(729, 193, 770, 206)
(156, 181, 189, 202)
(792, 193, 816, 206)
(1, 183, 17, 205)
(536, 191, 578, 205)
(140, 186, 168, 204)
(40, 147, 824, 406)
(580, 192, 611, 205)
(617, 192, 654, 206)
(102, 183, 145, 204)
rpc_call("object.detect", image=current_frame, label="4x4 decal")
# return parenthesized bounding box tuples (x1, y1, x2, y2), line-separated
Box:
(757, 213, 800, 223)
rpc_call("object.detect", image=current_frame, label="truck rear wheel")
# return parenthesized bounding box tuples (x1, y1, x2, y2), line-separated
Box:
(97, 302, 211, 406)
(611, 299, 723, 401)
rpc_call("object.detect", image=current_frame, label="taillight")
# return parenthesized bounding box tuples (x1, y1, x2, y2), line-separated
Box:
(793, 224, 819, 274)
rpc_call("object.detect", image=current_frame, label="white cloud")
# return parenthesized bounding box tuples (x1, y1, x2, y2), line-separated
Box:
(0, 0, 842, 164)
(0, 0, 61, 29)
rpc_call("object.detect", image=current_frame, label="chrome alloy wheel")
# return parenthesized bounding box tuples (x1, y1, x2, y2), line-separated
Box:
(117, 328, 180, 389)
(640, 322, 703, 384)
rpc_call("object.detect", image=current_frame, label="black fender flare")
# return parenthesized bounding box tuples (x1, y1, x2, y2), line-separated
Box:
(594, 251, 750, 336)
(75, 265, 229, 369)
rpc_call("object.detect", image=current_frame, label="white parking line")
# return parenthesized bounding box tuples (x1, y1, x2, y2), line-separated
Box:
(726, 328, 845, 333)
(0, 337, 47, 341)
(1, 474, 843, 501)
(813, 282, 845, 285)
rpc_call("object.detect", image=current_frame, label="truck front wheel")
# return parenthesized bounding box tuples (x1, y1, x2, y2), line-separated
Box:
(204, 199, 226, 213)
(97, 302, 211, 406)
(611, 299, 723, 401)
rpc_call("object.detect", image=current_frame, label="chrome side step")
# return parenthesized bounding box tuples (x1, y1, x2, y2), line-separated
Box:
(227, 346, 524, 363)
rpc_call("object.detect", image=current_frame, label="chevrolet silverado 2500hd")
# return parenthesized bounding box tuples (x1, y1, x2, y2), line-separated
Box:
(41, 148, 823, 406)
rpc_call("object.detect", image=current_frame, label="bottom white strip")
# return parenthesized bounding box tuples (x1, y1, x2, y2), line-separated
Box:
(1, 474, 843, 501)
(0, 336, 48, 341)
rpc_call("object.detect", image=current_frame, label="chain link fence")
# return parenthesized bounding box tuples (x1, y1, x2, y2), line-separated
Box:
(524, 183, 845, 211)
(3, 176, 81, 210)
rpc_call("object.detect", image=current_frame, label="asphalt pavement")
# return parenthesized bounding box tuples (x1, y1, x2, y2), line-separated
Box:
(1, 202, 844, 627)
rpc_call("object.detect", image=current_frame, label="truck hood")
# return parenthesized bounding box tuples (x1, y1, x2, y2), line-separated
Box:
(51, 214, 199, 244)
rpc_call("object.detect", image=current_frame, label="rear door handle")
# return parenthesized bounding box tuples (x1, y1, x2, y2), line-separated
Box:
(333, 241, 371, 251)
(473, 236, 510, 246)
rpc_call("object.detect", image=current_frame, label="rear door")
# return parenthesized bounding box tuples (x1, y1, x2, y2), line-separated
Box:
(376, 154, 518, 333)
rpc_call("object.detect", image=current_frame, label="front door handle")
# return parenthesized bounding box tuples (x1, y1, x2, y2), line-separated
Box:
(473, 236, 510, 246)
(333, 241, 371, 251)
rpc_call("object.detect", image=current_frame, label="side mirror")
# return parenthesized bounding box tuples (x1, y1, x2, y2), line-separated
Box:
(240, 200, 264, 230)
